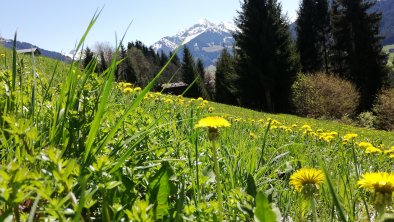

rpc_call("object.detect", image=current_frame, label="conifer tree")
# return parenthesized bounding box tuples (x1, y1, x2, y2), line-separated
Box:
(215, 48, 239, 105)
(83, 47, 95, 70)
(296, 0, 330, 73)
(182, 47, 208, 98)
(331, 0, 388, 110)
(169, 51, 181, 66)
(234, 0, 299, 112)
(98, 50, 107, 74)
(159, 51, 169, 66)
(196, 58, 211, 99)
(118, 44, 137, 83)
(196, 59, 205, 80)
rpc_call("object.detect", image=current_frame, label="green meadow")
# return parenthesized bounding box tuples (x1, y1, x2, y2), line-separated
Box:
(1, 27, 394, 222)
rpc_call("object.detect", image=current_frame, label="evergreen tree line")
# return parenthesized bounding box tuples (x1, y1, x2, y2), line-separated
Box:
(82, 41, 210, 96)
(214, 0, 389, 113)
(82, 0, 389, 115)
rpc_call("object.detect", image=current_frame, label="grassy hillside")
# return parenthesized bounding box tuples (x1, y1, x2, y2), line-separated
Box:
(0, 45, 70, 84)
(1, 39, 394, 221)
(212, 102, 394, 146)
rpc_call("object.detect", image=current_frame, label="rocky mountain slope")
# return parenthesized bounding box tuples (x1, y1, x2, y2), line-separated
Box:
(152, 19, 236, 67)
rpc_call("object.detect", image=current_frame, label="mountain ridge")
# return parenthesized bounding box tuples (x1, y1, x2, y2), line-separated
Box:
(152, 19, 236, 67)
(0, 38, 72, 62)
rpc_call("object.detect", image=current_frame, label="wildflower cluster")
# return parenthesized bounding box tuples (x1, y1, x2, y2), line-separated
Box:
(357, 141, 383, 154)
(342, 133, 358, 144)
(118, 81, 141, 94)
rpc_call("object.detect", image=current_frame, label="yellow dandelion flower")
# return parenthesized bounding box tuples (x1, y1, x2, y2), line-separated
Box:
(357, 141, 374, 149)
(195, 116, 230, 129)
(304, 129, 314, 134)
(195, 116, 230, 141)
(123, 87, 134, 94)
(290, 168, 325, 193)
(197, 97, 204, 101)
(208, 107, 215, 113)
(357, 172, 394, 195)
(279, 126, 287, 130)
(249, 132, 257, 139)
(365, 146, 382, 154)
(344, 133, 358, 141)
(134, 87, 142, 92)
(197, 103, 205, 109)
(323, 135, 334, 143)
(308, 132, 318, 137)
(177, 99, 185, 105)
(271, 120, 281, 125)
(285, 128, 293, 133)
(123, 82, 133, 88)
(384, 148, 394, 155)
(0, 53, 5, 57)
(144, 93, 154, 100)
(301, 124, 312, 130)
(164, 98, 173, 104)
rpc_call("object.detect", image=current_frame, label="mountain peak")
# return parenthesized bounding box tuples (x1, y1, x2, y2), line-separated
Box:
(152, 19, 236, 67)
(197, 18, 215, 26)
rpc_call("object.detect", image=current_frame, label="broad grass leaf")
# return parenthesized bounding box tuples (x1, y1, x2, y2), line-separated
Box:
(149, 161, 176, 220)
(254, 191, 280, 222)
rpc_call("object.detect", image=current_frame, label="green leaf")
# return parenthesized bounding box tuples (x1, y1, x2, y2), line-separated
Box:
(105, 181, 123, 190)
(0, 210, 13, 222)
(95, 45, 182, 167)
(254, 192, 279, 222)
(320, 164, 347, 222)
(149, 161, 176, 220)
(246, 173, 257, 201)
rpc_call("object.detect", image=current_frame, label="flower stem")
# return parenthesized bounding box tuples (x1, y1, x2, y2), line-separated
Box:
(310, 197, 317, 222)
(211, 140, 223, 221)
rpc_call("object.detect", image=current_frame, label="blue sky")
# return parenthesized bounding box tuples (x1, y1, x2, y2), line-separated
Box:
(1, 0, 299, 53)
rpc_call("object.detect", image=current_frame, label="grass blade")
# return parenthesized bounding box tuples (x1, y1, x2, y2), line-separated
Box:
(27, 195, 41, 222)
(321, 163, 347, 222)
(50, 10, 101, 143)
(89, 46, 182, 165)
(12, 32, 17, 93)
(84, 21, 132, 163)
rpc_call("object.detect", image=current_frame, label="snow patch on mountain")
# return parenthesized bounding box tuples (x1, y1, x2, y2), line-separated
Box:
(152, 18, 237, 67)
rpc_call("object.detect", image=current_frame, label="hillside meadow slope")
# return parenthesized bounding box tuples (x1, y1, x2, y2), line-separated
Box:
(1, 42, 394, 221)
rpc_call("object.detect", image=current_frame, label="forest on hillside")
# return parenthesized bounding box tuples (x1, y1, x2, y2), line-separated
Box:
(80, 0, 394, 130)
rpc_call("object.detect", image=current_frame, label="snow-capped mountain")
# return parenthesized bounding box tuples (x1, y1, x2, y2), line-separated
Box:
(152, 18, 237, 67)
